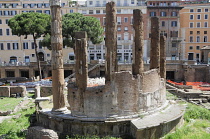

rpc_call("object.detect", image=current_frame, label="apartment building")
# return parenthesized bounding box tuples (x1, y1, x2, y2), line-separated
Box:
(0, 0, 76, 66)
(180, 3, 210, 63)
(78, 0, 147, 63)
(146, 0, 184, 60)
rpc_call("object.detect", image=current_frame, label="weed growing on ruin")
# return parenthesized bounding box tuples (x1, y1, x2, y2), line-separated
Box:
(0, 102, 35, 138)
(164, 103, 210, 139)
(0, 97, 23, 111)
(184, 103, 210, 122)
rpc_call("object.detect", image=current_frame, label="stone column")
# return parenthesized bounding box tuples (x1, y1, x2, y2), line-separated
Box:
(132, 9, 144, 75)
(75, 32, 88, 91)
(105, 2, 117, 82)
(50, 0, 65, 110)
(150, 17, 160, 71)
(160, 36, 166, 79)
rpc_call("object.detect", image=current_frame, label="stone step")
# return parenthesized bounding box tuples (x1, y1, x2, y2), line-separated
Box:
(131, 104, 185, 139)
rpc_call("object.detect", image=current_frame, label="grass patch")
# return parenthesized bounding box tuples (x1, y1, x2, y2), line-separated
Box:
(66, 135, 121, 139)
(0, 102, 35, 139)
(164, 103, 210, 139)
(0, 97, 23, 111)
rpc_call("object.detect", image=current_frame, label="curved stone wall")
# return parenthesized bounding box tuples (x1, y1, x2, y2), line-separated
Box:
(68, 69, 166, 118)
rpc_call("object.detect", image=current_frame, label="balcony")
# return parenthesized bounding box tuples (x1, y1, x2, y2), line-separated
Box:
(171, 37, 182, 42)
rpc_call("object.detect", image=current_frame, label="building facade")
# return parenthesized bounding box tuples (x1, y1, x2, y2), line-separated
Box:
(180, 3, 210, 63)
(146, 0, 184, 60)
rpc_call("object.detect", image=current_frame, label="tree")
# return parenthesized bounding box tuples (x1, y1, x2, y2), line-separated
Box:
(8, 12, 51, 80)
(41, 13, 104, 50)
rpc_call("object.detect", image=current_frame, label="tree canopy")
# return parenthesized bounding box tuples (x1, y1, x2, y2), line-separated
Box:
(42, 13, 104, 49)
(8, 12, 50, 39)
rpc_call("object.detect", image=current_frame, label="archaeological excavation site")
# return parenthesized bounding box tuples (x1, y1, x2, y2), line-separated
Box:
(24, 2, 186, 139)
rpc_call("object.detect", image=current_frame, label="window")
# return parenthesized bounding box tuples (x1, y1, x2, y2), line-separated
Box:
(197, 15, 201, 19)
(124, 27, 128, 31)
(171, 55, 176, 60)
(44, 3, 49, 8)
(13, 43, 19, 50)
(96, 10, 100, 14)
(197, 9, 201, 12)
(161, 21, 165, 27)
(190, 36, 193, 42)
(190, 15, 193, 19)
(130, 17, 133, 24)
(70, 10, 73, 13)
(160, 11, 167, 17)
(204, 22, 208, 28)
(30, 3, 35, 8)
(117, 17, 121, 25)
(190, 22, 193, 28)
(189, 46, 193, 50)
(196, 36, 200, 42)
(47, 54, 50, 57)
(89, 10, 93, 14)
(37, 3, 42, 8)
(171, 11, 177, 16)
(117, 27, 121, 31)
(82, 10, 86, 14)
(23, 4, 28, 8)
(131, 0, 134, 4)
(117, 34, 121, 40)
(124, 33, 129, 40)
(190, 31, 193, 34)
(36, 10, 42, 13)
(172, 43, 176, 47)
(0, 29, 2, 35)
(171, 21, 177, 27)
(204, 36, 208, 42)
(5, 19, 9, 24)
(0, 43, 4, 50)
(89, 1, 93, 5)
(117, 45, 122, 49)
(31, 42, 35, 49)
(188, 53, 194, 60)
(6, 29, 9, 35)
(44, 10, 50, 15)
(196, 46, 200, 50)
(117, 9, 121, 14)
(25, 56, 30, 63)
(197, 31, 200, 34)
(7, 43, 10, 50)
(31, 54, 35, 57)
(103, 10, 106, 14)
(204, 14, 208, 19)
(124, 17, 128, 23)
(103, 17, 106, 25)
(39, 42, 42, 49)
(204, 31, 207, 34)
(205, 8, 208, 12)
(197, 22, 200, 28)
(0, 19, 1, 24)
(23, 42, 28, 49)
(150, 12, 156, 17)
(190, 9, 194, 12)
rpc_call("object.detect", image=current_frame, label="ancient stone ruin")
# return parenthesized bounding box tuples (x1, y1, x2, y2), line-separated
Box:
(35, 2, 185, 139)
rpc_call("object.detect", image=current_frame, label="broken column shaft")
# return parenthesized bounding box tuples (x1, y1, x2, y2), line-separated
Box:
(105, 2, 117, 82)
(150, 17, 160, 71)
(132, 9, 144, 75)
(160, 36, 166, 79)
(50, 0, 65, 110)
(75, 32, 88, 90)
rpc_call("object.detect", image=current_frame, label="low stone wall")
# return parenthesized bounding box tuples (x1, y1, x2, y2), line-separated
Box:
(0, 86, 26, 97)
(40, 86, 52, 97)
(0, 86, 10, 97)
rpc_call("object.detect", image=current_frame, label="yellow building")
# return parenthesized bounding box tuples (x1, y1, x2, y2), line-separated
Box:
(0, 0, 77, 65)
(180, 3, 210, 63)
